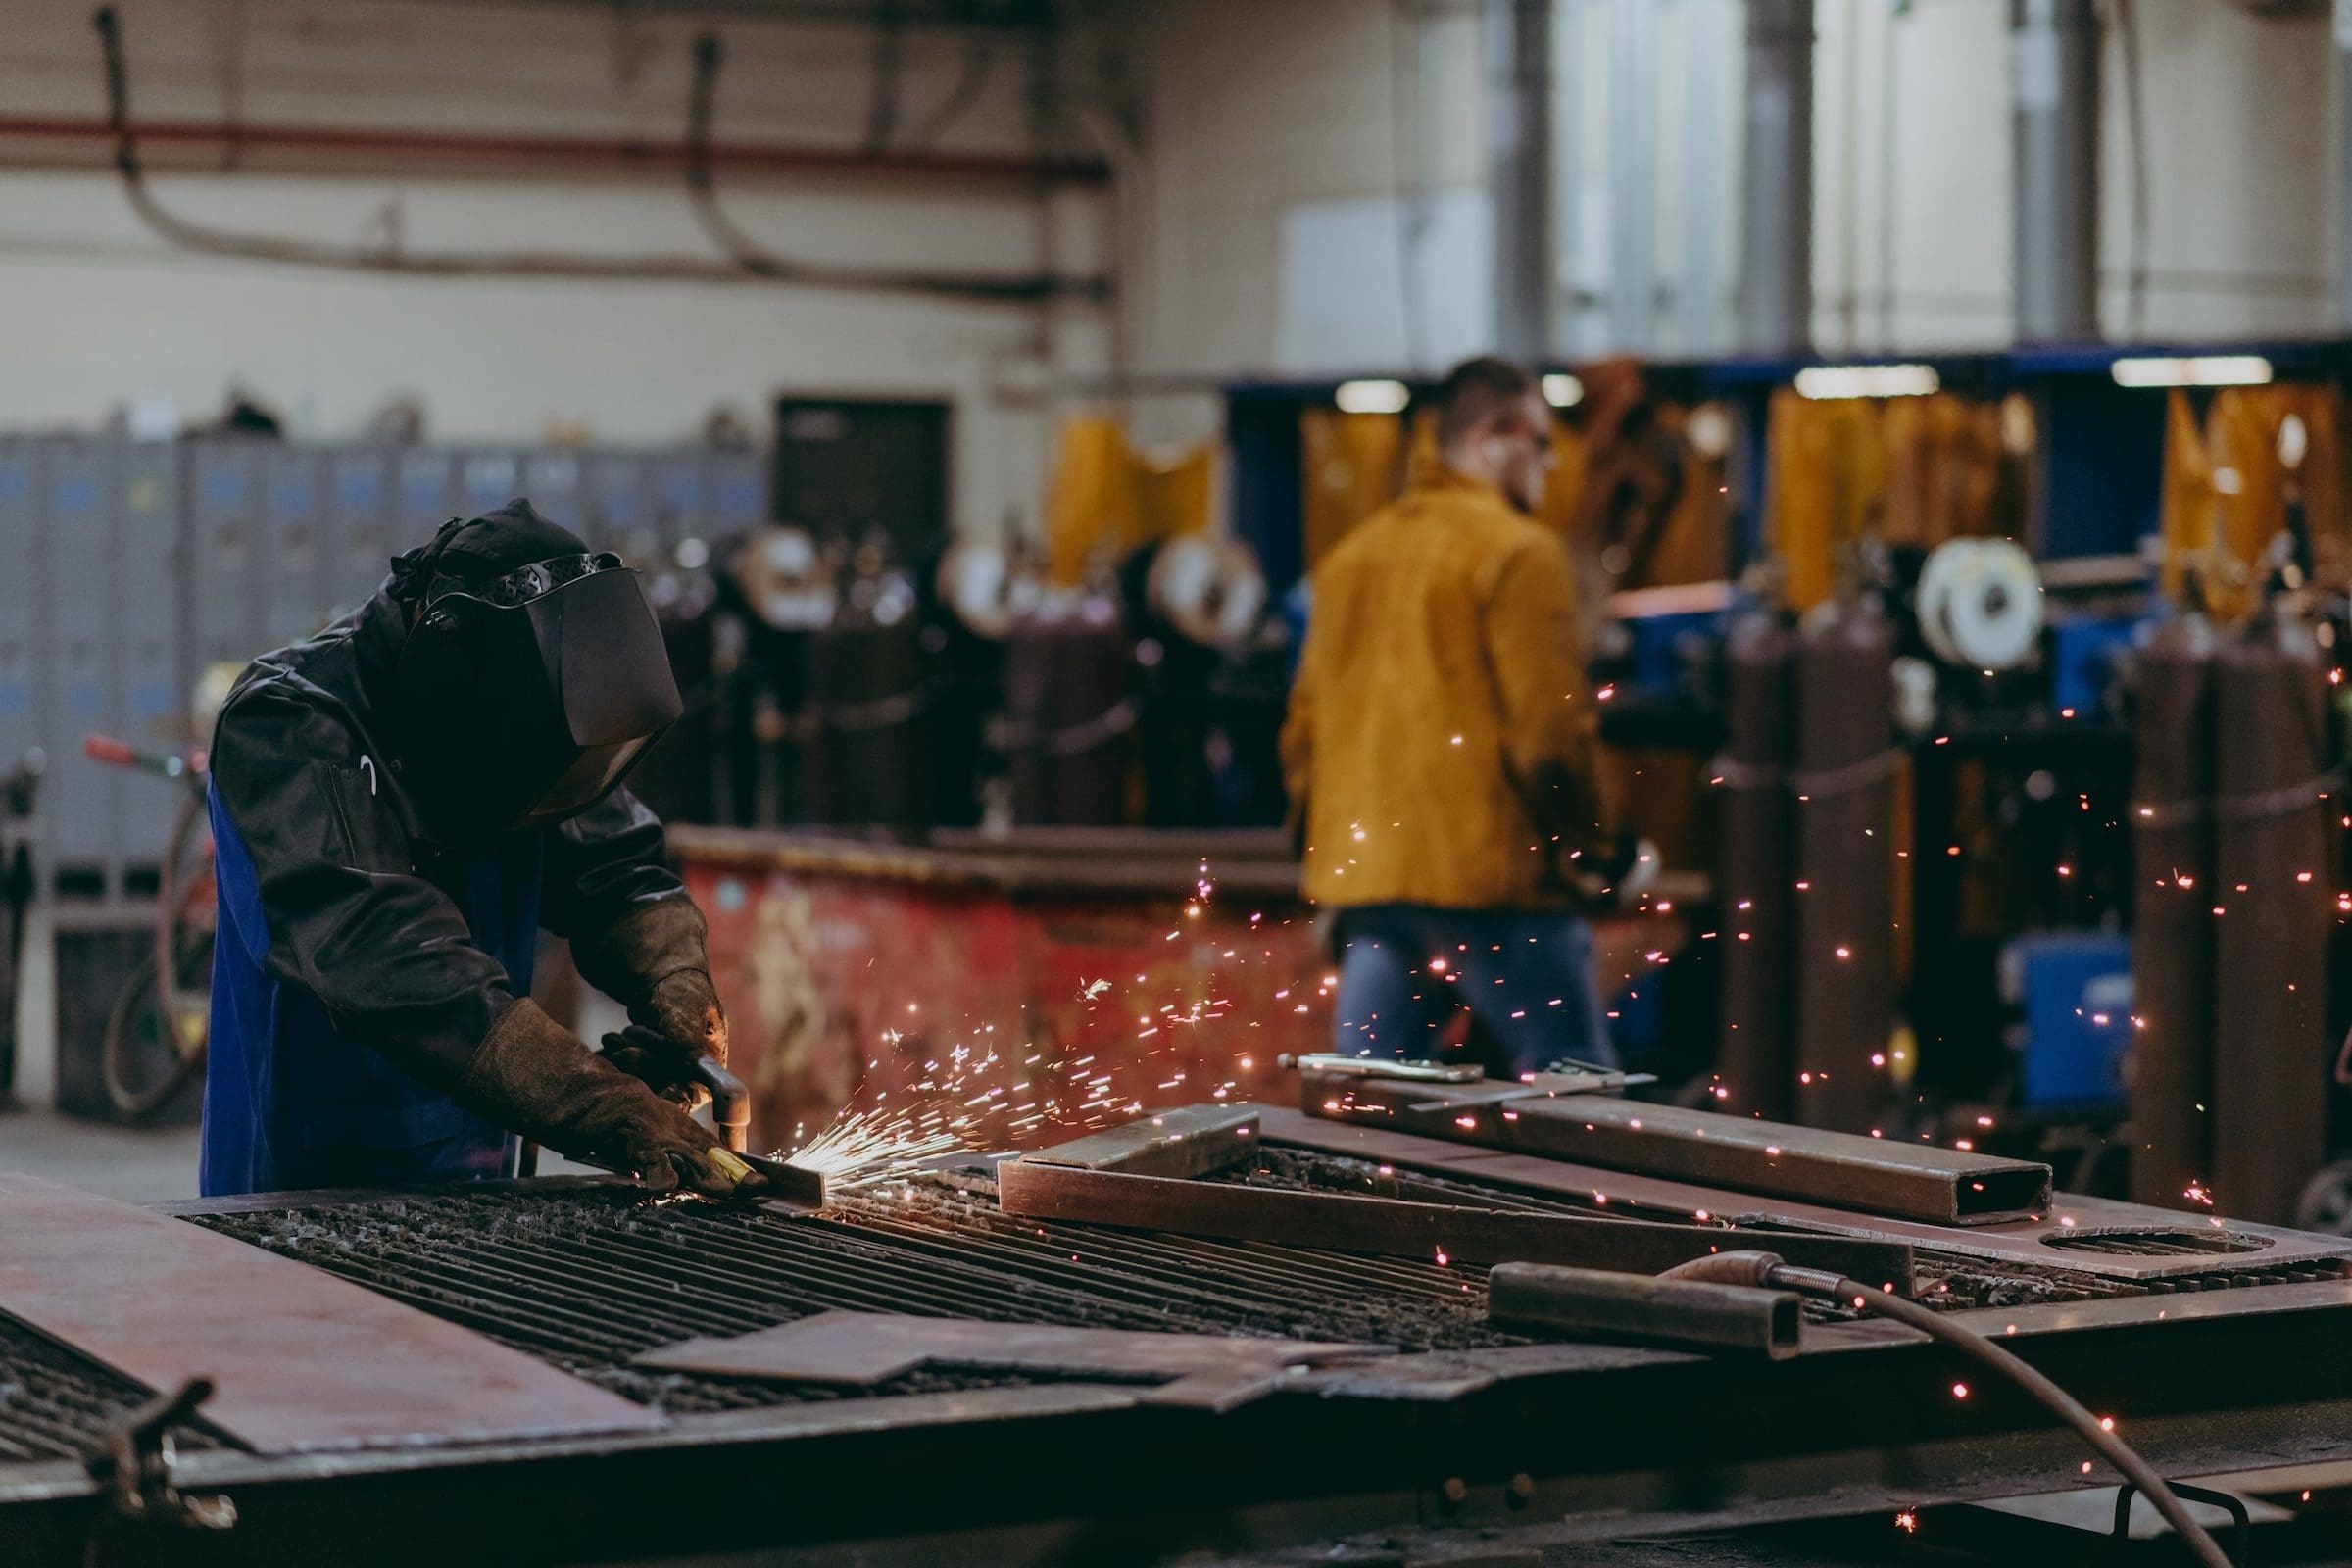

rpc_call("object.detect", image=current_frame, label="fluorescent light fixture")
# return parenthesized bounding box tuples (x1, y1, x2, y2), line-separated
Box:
(1543, 373, 1585, 408)
(1334, 378, 1411, 415)
(1793, 364, 1940, 400)
(2109, 354, 2273, 388)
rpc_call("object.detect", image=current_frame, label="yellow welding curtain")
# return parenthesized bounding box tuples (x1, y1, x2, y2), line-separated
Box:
(2158, 384, 2352, 622)
(1767, 391, 2019, 612)
(1765, 389, 1887, 612)
(1044, 416, 1216, 584)
(1299, 410, 1409, 569)
(1879, 395, 2007, 550)
(2158, 389, 2219, 611)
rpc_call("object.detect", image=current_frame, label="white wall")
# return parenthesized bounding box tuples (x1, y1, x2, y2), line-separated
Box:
(1123, 0, 2344, 382)
(2, 0, 2340, 503)
(0, 0, 1115, 541)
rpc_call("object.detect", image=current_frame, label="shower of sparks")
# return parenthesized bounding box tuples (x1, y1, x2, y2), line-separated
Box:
(776, 859, 1258, 1192)
(778, 1033, 1150, 1190)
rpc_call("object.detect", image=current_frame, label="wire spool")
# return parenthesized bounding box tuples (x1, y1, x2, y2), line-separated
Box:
(934, 538, 1041, 642)
(1143, 534, 1267, 651)
(729, 526, 839, 634)
(1916, 538, 2044, 672)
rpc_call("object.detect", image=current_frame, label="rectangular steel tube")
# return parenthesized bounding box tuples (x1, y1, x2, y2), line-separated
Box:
(1303, 1072, 2050, 1224)
(1022, 1103, 1265, 1177)
(994, 1159, 1915, 1289)
(1488, 1262, 1802, 1358)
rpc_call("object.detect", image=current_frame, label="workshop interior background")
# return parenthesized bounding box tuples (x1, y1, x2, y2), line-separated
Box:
(19, 0, 2352, 1563)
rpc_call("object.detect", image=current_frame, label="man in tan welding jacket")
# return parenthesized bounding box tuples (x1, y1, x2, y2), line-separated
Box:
(1282, 355, 1630, 1079)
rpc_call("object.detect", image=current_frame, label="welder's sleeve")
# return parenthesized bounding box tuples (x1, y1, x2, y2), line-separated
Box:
(209, 687, 517, 1088)
(541, 791, 722, 1060)
(1484, 533, 1614, 863)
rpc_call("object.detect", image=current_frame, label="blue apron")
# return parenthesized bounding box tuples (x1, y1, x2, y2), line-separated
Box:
(199, 783, 543, 1197)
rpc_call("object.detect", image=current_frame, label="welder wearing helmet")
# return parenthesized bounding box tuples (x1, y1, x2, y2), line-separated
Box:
(1282, 356, 1625, 1079)
(199, 499, 754, 1199)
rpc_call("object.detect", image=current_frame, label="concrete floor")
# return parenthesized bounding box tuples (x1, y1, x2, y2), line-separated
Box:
(0, 906, 204, 1200)
(0, 1106, 200, 1200)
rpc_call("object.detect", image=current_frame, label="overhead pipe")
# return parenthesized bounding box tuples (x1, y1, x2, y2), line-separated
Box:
(2010, 0, 2101, 341)
(86, 7, 1106, 304)
(0, 114, 1109, 186)
(1487, 0, 1556, 362)
(1738, 0, 1814, 354)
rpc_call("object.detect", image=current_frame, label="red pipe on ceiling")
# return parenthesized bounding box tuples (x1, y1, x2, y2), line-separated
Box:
(0, 114, 1108, 185)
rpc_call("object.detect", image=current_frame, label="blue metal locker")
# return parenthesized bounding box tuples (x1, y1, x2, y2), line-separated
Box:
(45, 440, 122, 890)
(582, 451, 650, 564)
(185, 440, 267, 681)
(262, 446, 328, 649)
(706, 450, 767, 542)
(649, 449, 706, 569)
(325, 446, 395, 620)
(454, 447, 522, 520)
(0, 441, 43, 792)
(117, 443, 181, 871)
(523, 449, 584, 539)
(396, 447, 457, 544)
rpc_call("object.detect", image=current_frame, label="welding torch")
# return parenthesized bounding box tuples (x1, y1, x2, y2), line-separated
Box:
(534, 1028, 824, 1203)
(670, 1041, 824, 1203)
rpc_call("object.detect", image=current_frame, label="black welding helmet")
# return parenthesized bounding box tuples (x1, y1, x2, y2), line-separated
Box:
(391, 502, 681, 834)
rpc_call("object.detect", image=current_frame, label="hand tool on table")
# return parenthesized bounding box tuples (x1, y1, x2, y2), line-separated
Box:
(1278, 1052, 1654, 1109)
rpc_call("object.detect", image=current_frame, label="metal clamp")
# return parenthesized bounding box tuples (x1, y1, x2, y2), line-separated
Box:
(85, 1376, 238, 1536)
(2110, 1479, 2248, 1567)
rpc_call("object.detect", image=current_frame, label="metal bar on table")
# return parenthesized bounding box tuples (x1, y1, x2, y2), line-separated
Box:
(1301, 1071, 2051, 1225)
(994, 1159, 1916, 1289)
(1020, 1103, 1266, 1178)
(1489, 1262, 1803, 1359)
(1262, 1108, 2352, 1286)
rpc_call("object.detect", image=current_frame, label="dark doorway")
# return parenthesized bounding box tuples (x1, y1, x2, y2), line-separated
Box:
(771, 397, 952, 559)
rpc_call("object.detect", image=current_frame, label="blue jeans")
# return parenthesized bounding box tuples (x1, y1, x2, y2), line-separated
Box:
(1331, 904, 1614, 1079)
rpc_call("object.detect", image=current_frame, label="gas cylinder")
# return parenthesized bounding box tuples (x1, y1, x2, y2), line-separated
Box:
(2210, 612, 2331, 1224)
(623, 540, 720, 824)
(2126, 612, 2217, 1208)
(1123, 534, 1274, 827)
(1717, 611, 1796, 1120)
(803, 535, 924, 828)
(1788, 598, 1897, 1134)
(1003, 583, 1134, 826)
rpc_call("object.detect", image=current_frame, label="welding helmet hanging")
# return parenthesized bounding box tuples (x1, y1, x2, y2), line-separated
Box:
(391, 501, 682, 834)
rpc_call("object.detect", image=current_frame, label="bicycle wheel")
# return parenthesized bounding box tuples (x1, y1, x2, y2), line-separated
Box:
(100, 931, 212, 1121)
(152, 789, 214, 1061)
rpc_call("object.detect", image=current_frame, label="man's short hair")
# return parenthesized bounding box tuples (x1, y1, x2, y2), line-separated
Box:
(1434, 356, 1539, 449)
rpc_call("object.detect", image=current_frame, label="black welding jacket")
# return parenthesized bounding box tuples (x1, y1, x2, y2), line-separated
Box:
(201, 584, 705, 1193)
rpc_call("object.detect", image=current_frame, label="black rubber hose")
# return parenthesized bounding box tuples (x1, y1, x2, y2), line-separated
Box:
(1661, 1251, 2232, 1568)
(1834, 1273, 2232, 1568)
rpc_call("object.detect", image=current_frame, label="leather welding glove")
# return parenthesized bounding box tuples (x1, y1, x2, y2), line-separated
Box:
(641, 966, 729, 1076)
(600, 1022, 711, 1112)
(578, 897, 730, 1072)
(459, 999, 754, 1198)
